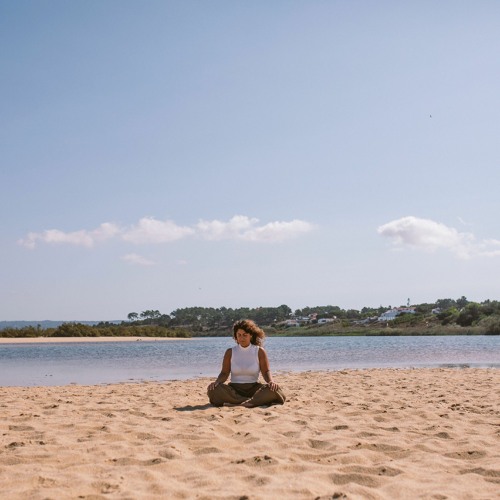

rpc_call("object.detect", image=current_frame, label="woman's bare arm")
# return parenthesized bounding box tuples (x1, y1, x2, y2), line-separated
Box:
(207, 348, 231, 391)
(258, 348, 280, 391)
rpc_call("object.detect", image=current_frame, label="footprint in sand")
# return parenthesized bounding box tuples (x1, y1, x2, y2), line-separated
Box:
(111, 457, 139, 466)
(244, 474, 271, 486)
(135, 432, 158, 441)
(8, 425, 34, 431)
(460, 467, 500, 479)
(354, 431, 378, 438)
(380, 426, 400, 432)
(264, 415, 279, 422)
(330, 472, 380, 488)
(435, 431, 452, 439)
(314, 493, 347, 499)
(339, 465, 403, 477)
(92, 481, 120, 494)
(159, 448, 181, 460)
(308, 439, 332, 450)
(193, 446, 221, 455)
(6, 441, 25, 449)
(353, 442, 411, 459)
(142, 458, 163, 465)
(234, 455, 275, 467)
(445, 450, 487, 460)
(37, 476, 57, 487)
(282, 431, 301, 438)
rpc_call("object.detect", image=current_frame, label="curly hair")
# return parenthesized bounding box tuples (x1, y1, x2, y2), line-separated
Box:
(232, 319, 265, 347)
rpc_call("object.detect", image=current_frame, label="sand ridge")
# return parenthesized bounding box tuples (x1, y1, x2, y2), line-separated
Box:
(0, 368, 499, 499)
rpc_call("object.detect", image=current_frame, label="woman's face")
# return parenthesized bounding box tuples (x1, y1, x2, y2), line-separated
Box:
(235, 328, 251, 347)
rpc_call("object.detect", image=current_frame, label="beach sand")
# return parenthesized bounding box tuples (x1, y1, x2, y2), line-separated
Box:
(1, 368, 499, 499)
(0, 336, 188, 344)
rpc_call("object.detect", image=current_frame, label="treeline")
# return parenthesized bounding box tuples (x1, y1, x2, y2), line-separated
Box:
(126, 296, 500, 335)
(127, 305, 294, 331)
(0, 322, 191, 339)
(430, 300, 500, 332)
(3, 296, 500, 338)
(128, 304, 397, 329)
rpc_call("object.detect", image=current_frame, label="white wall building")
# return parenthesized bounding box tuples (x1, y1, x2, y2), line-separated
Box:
(378, 309, 400, 321)
(378, 307, 416, 322)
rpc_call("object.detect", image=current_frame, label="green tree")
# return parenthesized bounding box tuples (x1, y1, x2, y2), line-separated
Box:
(479, 316, 500, 334)
(140, 310, 161, 324)
(52, 323, 98, 337)
(276, 304, 292, 321)
(437, 307, 459, 325)
(480, 300, 500, 316)
(127, 312, 139, 322)
(415, 303, 436, 314)
(456, 303, 481, 327)
(345, 309, 361, 319)
(436, 298, 457, 310)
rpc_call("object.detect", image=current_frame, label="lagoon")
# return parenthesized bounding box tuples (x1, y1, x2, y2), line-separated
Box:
(1, 335, 499, 387)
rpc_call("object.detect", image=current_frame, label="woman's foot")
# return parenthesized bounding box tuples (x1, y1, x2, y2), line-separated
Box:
(224, 399, 250, 407)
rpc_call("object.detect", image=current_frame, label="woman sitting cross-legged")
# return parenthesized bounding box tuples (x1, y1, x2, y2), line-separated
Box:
(207, 319, 286, 408)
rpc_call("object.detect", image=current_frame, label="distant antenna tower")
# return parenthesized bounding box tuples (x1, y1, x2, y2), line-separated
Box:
(407, 298, 410, 307)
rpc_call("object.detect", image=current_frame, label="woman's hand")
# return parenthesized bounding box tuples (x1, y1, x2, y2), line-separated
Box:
(267, 381, 280, 392)
(207, 381, 220, 391)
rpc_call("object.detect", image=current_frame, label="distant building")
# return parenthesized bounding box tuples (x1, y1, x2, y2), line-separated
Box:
(378, 307, 416, 322)
(398, 307, 416, 314)
(378, 309, 400, 321)
(318, 318, 335, 324)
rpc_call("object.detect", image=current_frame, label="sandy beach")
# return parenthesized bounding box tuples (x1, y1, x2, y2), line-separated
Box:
(1, 368, 499, 499)
(0, 336, 189, 344)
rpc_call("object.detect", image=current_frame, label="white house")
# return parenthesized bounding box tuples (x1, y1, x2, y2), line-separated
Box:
(318, 318, 335, 324)
(378, 309, 400, 321)
(378, 307, 416, 322)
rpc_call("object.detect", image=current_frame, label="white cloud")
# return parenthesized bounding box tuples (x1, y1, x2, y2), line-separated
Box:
(121, 253, 156, 266)
(241, 219, 315, 242)
(475, 239, 500, 258)
(196, 215, 314, 242)
(378, 216, 500, 259)
(122, 217, 194, 244)
(18, 223, 120, 249)
(196, 215, 258, 240)
(19, 215, 315, 249)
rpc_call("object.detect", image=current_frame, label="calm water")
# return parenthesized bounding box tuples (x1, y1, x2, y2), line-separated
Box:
(1, 336, 499, 387)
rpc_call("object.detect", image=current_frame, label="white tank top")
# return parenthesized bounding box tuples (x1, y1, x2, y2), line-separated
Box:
(231, 344, 260, 383)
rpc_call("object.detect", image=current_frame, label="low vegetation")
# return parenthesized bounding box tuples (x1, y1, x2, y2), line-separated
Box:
(0, 323, 191, 339)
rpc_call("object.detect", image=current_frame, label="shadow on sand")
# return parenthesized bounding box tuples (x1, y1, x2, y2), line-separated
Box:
(174, 403, 213, 411)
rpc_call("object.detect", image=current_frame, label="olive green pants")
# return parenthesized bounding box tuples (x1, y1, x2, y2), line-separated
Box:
(208, 382, 286, 407)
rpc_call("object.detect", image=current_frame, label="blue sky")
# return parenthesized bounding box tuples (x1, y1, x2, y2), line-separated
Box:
(2, 1, 500, 320)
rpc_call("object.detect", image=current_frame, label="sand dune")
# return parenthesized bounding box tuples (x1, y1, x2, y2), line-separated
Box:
(1, 368, 499, 499)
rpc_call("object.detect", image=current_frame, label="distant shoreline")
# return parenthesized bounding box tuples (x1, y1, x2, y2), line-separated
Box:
(0, 336, 189, 344)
